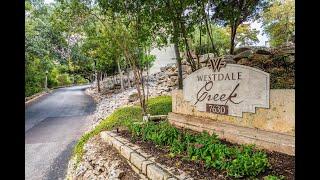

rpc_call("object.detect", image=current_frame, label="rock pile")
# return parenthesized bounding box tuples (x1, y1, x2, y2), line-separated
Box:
(67, 136, 140, 180)
(234, 44, 295, 89)
(85, 87, 140, 132)
(151, 44, 295, 91)
(151, 61, 193, 95)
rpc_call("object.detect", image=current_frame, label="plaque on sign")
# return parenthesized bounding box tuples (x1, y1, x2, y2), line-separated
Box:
(206, 104, 228, 115)
(183, 57, 270, 117)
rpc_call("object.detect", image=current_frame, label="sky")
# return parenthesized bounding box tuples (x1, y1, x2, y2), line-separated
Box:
(44, 0, 269, 46)
(251, 21, 269, 46)
(44, 0, 54, 4)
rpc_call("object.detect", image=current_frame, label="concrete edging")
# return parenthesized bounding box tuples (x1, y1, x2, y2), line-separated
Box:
(25, 90, 52, 107)
(25, 83, 92, 106)
(100, 131, 193, 180)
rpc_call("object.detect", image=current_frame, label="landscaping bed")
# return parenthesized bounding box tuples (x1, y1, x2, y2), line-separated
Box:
(72, 95, 294, 179)
(116, 122, 294, 180)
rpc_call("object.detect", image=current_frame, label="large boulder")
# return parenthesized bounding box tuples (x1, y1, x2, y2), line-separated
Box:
(234, 47, 252, 55)
(250, 54, 271, 62)
(233, 50, 254, 62)
(170, 76, 178, 82)
(160, 67, 166, 72)
(223, 55, 236, 64)
(128, 93, 139, 102)
(255, 49, 272, 55)
(199, 53, 215, 63)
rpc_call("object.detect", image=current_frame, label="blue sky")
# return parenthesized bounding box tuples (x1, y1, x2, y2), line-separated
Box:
(251, 21, 269, 46)
(44, 0, 269, 46)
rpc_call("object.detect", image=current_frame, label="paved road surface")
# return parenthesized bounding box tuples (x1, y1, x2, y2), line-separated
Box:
(25, 85, 96, 180)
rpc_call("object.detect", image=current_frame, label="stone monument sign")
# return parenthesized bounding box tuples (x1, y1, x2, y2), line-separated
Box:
(183, 57, 270, 117)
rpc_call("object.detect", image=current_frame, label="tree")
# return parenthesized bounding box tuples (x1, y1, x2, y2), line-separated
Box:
(191, 24, 230, 56)
(25, 0, 68, 96)
(95, 0, 158, 115)
(212, 0, 268, 54)
(230, 23, 260, 47)
(262, 0, 295, 47)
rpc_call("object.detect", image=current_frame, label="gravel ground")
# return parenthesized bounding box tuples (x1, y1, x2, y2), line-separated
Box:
(84, 81, 163, 132)
(67, 135, 141, 180)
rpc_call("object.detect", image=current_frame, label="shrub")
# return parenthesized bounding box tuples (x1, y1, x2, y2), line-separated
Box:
(226, 145, 270, 178)
(74, 75, 88, 84)
(127, 121, 269, 178)
(147, 95, 172, 115)
(57, 73, 72, 86)
(137, 121, 179, 146)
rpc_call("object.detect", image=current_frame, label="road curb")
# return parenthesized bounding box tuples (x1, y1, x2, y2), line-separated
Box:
(25, 84, 92, 107)
(25, 90, 52, 107)
(100, 131, 193, 180)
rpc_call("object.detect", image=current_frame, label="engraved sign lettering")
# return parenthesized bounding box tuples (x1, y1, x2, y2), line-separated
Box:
(183, 58, 270, 117)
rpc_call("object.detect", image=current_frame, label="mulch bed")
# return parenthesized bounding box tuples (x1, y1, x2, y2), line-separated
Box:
(116, 130, 295, 180)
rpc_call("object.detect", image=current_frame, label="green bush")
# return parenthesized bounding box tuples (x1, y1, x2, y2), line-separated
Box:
(25, 85, 42, 97)
(147, 96, 172, 115)
(128, 121, 179, 146)
(226, 145, 270, 178)
(47, 67, 59, 88)
(128, 121, 269, 178)
(57, 73, 72, 86)
(74, 75, 89, 84)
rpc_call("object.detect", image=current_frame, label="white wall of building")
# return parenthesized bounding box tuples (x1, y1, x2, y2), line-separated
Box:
(149, 44, 176, 74)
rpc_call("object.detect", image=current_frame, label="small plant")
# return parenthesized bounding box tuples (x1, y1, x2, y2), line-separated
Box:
(263, 175, 285, 180)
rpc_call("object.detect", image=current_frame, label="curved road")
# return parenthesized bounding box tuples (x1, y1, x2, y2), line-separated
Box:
(25, 85, 96, 180)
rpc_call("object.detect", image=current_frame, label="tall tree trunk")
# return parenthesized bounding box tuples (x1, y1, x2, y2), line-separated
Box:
(174, 42, 183, 89)
(126, 71, 131, 88)
(117, 59, 124, 91)
(180, 20, 197, 71)
(172, 20, 183, 89)
(136, 14, 147, 116)
(146, 60, 149, 102)
(202, 1, 218, 56)
(97, 71, 101, 92)
(123, 47, 147, 116)
(94, 60, 101, 92)
(230, 25, 237, 55)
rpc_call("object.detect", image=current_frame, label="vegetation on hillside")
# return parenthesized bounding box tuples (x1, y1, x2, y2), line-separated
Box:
(73, 95, 172, 164)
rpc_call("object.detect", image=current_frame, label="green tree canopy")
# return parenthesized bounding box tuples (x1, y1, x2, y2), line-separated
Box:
(262, 0, 295, 47)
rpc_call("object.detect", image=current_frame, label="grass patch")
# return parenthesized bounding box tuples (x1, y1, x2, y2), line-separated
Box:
(147, 95, 172, 115)
(73, 95, 172, 165)
(73, 106, 142, 164)
(127, 121, 270, 178)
